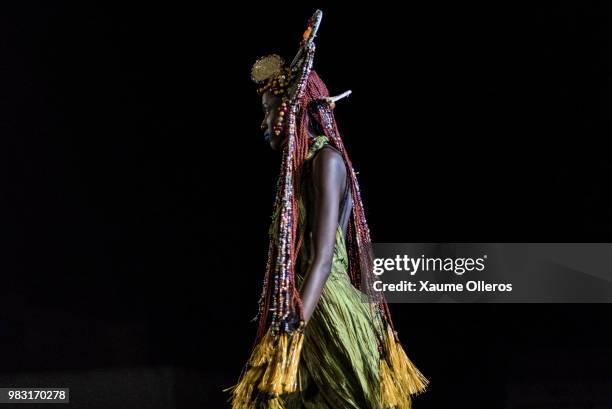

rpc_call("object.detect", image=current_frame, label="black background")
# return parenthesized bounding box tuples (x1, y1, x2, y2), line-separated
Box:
(2, 2, 612, 408)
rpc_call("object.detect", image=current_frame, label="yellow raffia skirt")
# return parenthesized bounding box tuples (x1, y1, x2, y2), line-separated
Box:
(225, 226, 429, 408)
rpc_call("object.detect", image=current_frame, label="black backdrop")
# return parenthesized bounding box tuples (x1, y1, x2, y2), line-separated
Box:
(2, 2, 612, 408)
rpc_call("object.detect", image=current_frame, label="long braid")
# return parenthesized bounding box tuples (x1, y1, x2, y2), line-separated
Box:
(305, 71, 396, 333)
(255, 67, 396, 344)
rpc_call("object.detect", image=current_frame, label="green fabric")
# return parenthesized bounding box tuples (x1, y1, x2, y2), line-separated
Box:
(282, 136, 386, 409)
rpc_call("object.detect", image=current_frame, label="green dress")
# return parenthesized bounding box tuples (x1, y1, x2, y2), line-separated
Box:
(282, 136, 387, 408)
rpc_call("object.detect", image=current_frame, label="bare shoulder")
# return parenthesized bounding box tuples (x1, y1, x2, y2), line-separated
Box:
(312, 145, 346, 189)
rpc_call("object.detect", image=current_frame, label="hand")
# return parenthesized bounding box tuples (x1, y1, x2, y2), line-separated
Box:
(284, 310, 305, 333)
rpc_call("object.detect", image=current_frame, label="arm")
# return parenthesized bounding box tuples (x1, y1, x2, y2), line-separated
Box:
(299, 147, 347, 324)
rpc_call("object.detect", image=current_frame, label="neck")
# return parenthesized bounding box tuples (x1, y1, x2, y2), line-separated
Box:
(278, 128, 319, 152)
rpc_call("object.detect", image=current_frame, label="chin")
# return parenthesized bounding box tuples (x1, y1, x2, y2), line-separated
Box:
(270, 135, 283, 151)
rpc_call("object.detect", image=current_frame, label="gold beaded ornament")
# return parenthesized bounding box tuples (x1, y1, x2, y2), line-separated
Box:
(251, 54, 296, 96)
(251, 55, 297, 136)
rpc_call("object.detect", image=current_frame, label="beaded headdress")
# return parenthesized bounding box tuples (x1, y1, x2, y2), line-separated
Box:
(251, 10, 322, 138)
(251, 54, 294, 96)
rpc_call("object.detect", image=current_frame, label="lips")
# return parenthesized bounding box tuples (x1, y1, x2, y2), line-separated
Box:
(264, 132, 272, 143)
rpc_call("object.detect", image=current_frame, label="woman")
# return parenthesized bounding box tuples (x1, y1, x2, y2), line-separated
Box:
(225, 10, 428, 409)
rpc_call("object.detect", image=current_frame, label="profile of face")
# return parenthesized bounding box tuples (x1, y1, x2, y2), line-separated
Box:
(261, 91, 284, 150)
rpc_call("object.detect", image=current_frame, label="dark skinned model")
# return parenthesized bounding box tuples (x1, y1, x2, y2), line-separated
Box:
(261, 91, 353, 325)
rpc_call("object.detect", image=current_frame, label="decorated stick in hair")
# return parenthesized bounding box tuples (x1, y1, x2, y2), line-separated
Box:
(289, 10, 352, 109)
(289, 9, 322, 70)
